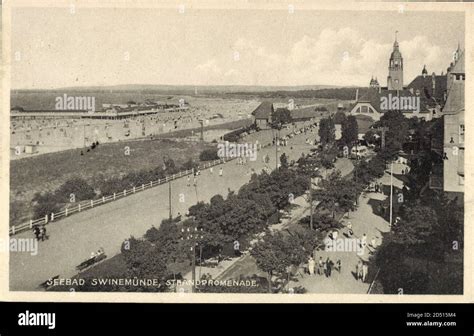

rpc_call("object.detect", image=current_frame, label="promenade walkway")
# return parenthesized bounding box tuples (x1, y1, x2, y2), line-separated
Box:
(10, 125, 316, 290)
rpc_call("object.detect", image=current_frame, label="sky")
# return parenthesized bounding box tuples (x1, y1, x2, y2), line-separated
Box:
(11, 7, 464, 89)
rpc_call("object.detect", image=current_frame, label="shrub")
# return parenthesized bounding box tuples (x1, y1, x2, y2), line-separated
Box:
(32, 192, 62, 219)
(56, 177, 96, 202)
(199, 148, 219, 162)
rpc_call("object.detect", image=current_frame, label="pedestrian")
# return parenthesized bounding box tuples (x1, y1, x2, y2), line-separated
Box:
(361, 233, 367, 250)
(33, 226, 40, 240)
(318, 257, 324, 276)
(347, 222, 353, 237)
(210, 166, 213, 174)
(357, 260, 363, 281)
(187, 176, 191, 187)
(336, 259, 341, 273)
(40, 225, 47, 241)
(308, 257, 315, 276)
(193, 176, 197, 186)
(362, 263, 368, 282)
(326, 258, 332, 277)
(219, 167, 223, 177)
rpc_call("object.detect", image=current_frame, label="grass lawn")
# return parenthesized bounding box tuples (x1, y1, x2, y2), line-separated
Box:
(10, 136, 216, 226)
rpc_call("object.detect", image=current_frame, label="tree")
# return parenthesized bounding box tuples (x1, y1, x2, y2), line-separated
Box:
(279, 153, 289, 169)
(318, 118, 335, 146)
(273, 108, 292, 125)
(300, 213, 342, 232)
(251, 231, 306, 293)
(333, 111, 347, 125)
(342, 115, 358, 147)
(392, 204, 437, 246)
(312, 171, 360, 217)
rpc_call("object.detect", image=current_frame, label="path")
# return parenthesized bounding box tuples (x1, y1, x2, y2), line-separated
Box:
(289, 161, 408, 293)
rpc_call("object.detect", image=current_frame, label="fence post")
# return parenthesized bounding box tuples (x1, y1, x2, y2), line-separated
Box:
(30, 220, 33, 229)
(113, 193, 116, 200)
(45, 214, 48, 224)
(102, 196, 105, 203)
(158, 179, 161, 184)
(51, 213, 54, 221)
(65, 208, 68, 216)
(142, 184, 145, 190)
(91, 200, 94, 208)
(78, 204, 81, 212)
(12, 226, 15, 235)
(123, 190, 126, 196)
(151, 181, 153, 187)
(133, 186, 136, 193)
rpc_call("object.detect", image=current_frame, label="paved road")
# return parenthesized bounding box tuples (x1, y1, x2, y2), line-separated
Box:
(10, 123, 318, 290)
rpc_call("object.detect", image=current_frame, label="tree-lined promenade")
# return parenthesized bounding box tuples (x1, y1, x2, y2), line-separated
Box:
(11, 121, 318, 291)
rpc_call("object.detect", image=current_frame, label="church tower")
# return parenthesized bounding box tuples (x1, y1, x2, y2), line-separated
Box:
(387, 32, 404, 91)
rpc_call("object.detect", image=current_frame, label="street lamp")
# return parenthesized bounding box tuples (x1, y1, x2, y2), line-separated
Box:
(163, 155, 172, 220)
(180, 226, 204, 293)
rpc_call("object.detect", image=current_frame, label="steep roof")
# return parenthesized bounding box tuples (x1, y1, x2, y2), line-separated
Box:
(406, 74, 447, 105)
(290, 106, 319, 120)
(252, 101, 274, 119)
(451, 50, 465, 74)
(356, 88, 434, 114)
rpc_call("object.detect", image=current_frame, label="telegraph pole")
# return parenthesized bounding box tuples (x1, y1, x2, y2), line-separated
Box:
(389, 162, 393, 228)
(181, 226, 204, 293)
(169, 180, 172, 220)
(163, 155, 172, 220)
(199, 119, 204, 141)
(309, 176, 313, 230)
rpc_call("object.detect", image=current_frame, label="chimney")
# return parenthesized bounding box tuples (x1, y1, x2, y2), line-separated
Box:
(432, 72, 436, 96)
(355, 88, 359, 101)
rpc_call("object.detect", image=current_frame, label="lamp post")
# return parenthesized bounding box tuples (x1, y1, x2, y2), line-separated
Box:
(181, 226, 204, 293)
(309, 175, 314, 231)
(163, 155, 172, 220)
(389, 162, 393, 229)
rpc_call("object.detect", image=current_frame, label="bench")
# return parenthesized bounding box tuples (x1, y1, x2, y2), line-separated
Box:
(76, 253, 107, 271)
(39, 275, 60, 289)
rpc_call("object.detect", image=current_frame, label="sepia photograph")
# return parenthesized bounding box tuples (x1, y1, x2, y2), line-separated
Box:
(3, 1, 468, 300)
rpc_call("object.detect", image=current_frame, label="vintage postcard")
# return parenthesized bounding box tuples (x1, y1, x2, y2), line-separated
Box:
(0, 0, 472, 303)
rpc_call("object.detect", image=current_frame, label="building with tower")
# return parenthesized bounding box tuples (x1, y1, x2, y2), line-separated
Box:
(387, 33, 404, 91)
(350, 34, 454, 122)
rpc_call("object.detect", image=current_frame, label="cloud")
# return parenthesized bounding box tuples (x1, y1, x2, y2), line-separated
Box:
(197, 28, 454, 86)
